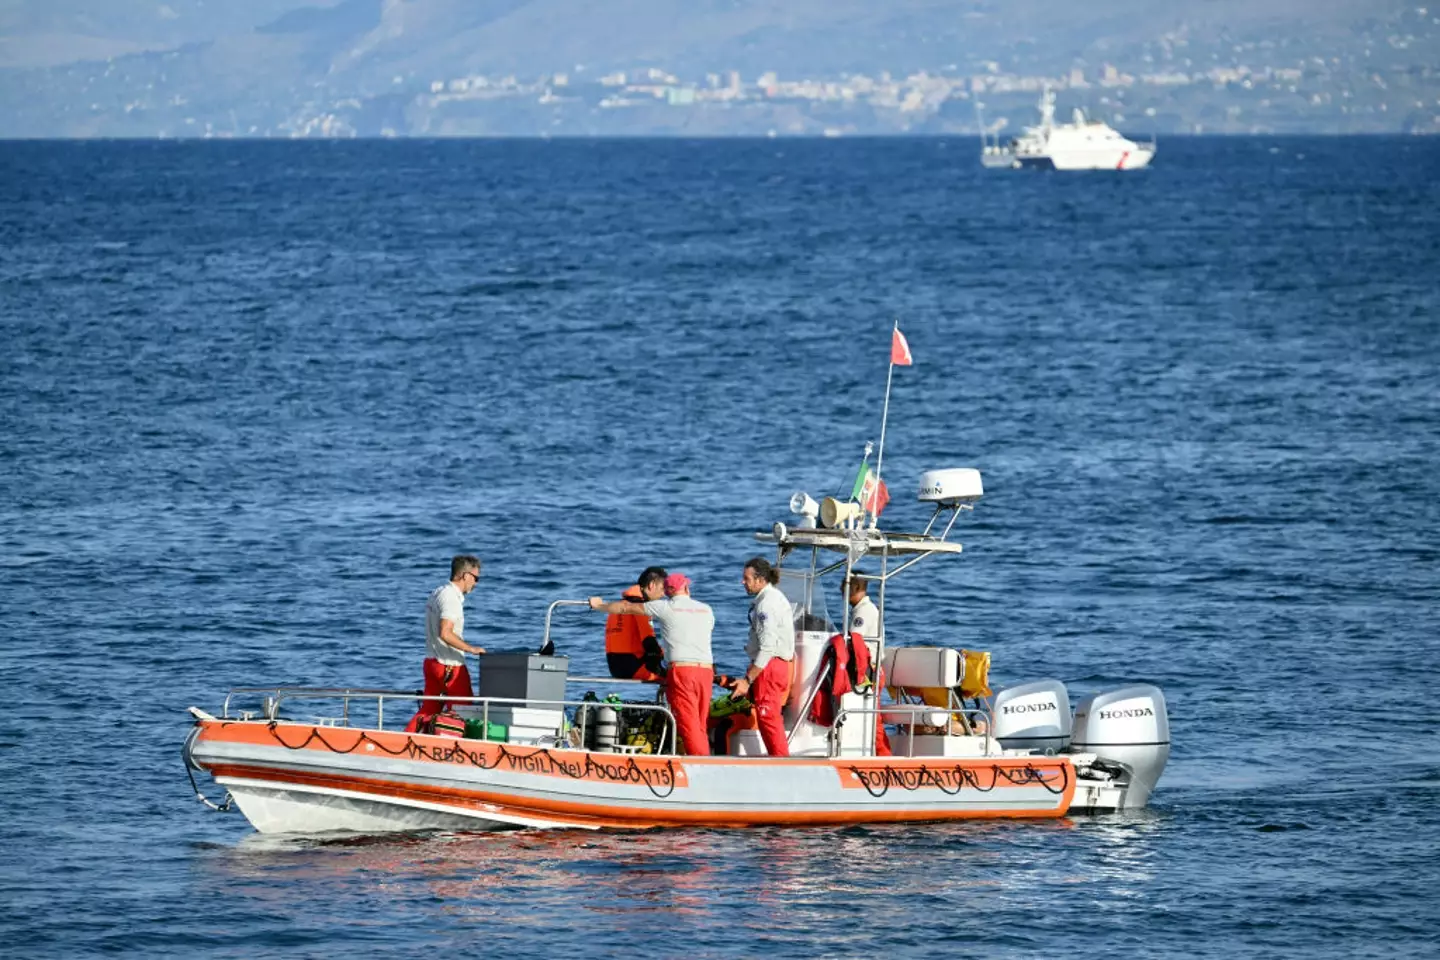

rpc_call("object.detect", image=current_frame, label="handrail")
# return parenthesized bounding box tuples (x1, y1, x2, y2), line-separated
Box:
(218, 686, 680, 756)
(222, 675, 657, 718)
(787, 661, 843, 748)
(223, 686, 418, 721)
(542, 599, 591, 650)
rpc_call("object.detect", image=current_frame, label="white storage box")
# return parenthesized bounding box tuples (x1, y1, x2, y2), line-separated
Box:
(458, 705, 565, 743)
(483, 706, 564, 730)
(504, 725, 565, 746)
(495, 706, 563, 746)
(835, 691, 878, 756)
(890, 732, 989, 758)
(728, 729, 767, 756)
(882, 647, 962, 689)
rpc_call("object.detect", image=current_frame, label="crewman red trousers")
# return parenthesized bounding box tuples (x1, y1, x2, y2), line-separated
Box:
(404, 659, 473, 732)
(665, 665, 713, 756)
(752, 657, 793, 757)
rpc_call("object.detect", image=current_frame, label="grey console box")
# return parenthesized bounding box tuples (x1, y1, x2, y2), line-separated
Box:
(477, 651, 570, 706)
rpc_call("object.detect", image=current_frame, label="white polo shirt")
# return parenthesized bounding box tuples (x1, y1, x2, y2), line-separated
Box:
(425, 581, 467, 666)
(850, 594, 881, 640)
(643, 595, 715, 665)
(747, 583, 795, 669)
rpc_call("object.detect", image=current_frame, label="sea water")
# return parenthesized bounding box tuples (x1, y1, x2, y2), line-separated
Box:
(1, 137, 1438, 958)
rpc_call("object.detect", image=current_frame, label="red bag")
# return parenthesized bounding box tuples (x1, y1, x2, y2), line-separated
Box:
(433, 712, 466, 738)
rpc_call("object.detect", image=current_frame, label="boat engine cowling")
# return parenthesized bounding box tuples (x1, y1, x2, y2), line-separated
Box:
(1071, 684, 1170, 808)
(991, 680, 1072, 754)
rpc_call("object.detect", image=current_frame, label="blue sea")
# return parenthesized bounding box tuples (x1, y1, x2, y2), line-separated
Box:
(2, 137, 1438, 958)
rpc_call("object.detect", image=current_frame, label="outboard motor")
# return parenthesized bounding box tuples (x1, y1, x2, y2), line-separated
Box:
(1071, 684, 1170, 809)
(991, 680, 1072, 754)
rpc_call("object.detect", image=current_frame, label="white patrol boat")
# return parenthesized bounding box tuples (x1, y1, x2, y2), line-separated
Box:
(182, 467, 1170, 834)
(981, 86, 1156, 171)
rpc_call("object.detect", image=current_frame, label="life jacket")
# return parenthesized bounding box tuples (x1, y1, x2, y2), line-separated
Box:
(605, 585, 662, 681)
(806, 632, 890, 755)
(808, 631, 873, 726)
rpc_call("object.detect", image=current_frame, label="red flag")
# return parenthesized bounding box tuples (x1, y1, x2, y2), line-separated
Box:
(859, 470, 890, 516)
(891, 327, 913, 366)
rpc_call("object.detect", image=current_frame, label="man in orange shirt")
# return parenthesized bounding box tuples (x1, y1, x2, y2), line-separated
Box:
(605, 566, 667, 681)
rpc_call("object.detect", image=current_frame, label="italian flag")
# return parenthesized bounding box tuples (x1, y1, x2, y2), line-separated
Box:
(850, 461, 891, 517)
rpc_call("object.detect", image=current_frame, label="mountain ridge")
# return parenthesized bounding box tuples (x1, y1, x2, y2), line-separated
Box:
(2, 1, 1436, 136)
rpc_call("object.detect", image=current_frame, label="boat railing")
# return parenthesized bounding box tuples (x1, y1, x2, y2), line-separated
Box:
(218, 685, 679, 755)
(833, 704, 996, 758)
(542, 599, 590, 650)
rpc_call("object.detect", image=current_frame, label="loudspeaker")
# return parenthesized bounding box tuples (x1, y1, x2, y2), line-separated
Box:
(820, 497, 862, 529)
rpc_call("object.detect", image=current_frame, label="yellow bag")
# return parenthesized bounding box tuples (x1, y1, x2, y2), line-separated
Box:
(960, 649, 992, 700)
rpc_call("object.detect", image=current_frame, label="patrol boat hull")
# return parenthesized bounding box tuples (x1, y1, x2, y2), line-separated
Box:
(187, 718, 1077, 833)
(1015, 146, 1155, 170)
(980, 86, 1155, 171)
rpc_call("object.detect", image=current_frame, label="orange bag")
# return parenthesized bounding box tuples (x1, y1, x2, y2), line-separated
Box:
(433, 711, 467, 738)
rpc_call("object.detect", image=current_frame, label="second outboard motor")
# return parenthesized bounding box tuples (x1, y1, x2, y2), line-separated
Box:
(1071, 684, 1170, 809)
(991, 680, 1072, 754)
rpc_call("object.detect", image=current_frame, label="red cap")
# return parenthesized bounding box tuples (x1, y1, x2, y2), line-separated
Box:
(664, 572, 691, 594)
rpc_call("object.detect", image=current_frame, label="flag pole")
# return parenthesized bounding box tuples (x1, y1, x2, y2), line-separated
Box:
(872, 322, 898, 527)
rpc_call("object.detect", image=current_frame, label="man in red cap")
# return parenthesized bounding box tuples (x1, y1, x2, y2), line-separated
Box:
(589, 572, 715, 755)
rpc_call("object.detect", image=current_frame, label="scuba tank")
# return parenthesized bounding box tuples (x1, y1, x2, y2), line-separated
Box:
(595, 705, 620, 752)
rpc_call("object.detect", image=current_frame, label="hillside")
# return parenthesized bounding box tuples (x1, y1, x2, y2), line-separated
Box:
(1, 0, 1436, 136)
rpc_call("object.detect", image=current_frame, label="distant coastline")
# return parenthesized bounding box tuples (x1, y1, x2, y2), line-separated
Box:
(1, 131, 1435, 143)
(4, 2, 1436, 138)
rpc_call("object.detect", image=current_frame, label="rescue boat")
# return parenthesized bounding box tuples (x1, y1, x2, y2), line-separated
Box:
(183, 468, 1171, 834)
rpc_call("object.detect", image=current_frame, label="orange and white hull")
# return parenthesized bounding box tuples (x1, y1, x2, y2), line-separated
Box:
(187, 718, 1077, 834)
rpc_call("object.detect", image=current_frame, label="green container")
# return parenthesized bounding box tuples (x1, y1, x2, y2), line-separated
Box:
(709, 693, 752, 719)
(463, 717, 508, 741)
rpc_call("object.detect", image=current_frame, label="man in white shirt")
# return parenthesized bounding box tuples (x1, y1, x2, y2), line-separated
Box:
(839, 573, 892, 755)
(732, 556, 796, 756)
(844, 575, 881, 640)
(590, 572, 715, 755)
(404, 555, 486, 733)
